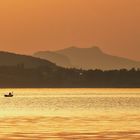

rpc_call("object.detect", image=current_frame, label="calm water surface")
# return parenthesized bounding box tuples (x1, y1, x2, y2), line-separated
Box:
(0, 88, 140, 140)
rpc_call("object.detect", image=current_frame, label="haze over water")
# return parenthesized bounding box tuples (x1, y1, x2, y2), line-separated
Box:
(0, 88, 140, 140)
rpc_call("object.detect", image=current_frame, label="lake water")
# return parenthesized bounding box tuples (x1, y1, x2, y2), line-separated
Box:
(0, 88, 140, 140)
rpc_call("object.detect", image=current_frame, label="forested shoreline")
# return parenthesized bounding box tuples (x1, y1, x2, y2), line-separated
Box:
(0, 65, 140, 88)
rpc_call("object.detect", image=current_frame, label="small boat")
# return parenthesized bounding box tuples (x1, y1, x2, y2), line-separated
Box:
(4, 92, 13, 97)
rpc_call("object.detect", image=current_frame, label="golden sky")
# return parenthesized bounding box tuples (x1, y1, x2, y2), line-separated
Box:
(0, 0, 140, 60)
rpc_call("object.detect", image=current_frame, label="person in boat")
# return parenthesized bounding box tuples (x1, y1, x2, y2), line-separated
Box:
(4, 92, 13, 97)
(9, 92, 12, 96)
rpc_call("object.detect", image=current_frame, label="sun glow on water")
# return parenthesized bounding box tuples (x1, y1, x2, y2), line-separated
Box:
(0, 88, 140, 139)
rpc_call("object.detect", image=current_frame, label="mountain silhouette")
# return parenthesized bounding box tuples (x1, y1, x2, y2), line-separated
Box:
(34, 51, 72, 67)
(34, 47, 140, 70)
(0, 51, 56, 68)
(0, 51, 140, 88)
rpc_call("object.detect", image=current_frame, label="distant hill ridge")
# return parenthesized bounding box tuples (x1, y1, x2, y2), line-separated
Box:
(0, 51, 56, 68)
(34, 46, 140, 70)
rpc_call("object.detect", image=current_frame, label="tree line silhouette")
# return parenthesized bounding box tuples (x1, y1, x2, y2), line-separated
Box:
(0, 65, 140, 88)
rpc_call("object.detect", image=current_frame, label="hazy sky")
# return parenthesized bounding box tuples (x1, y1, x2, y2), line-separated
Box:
(0, 0, 140, 60)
